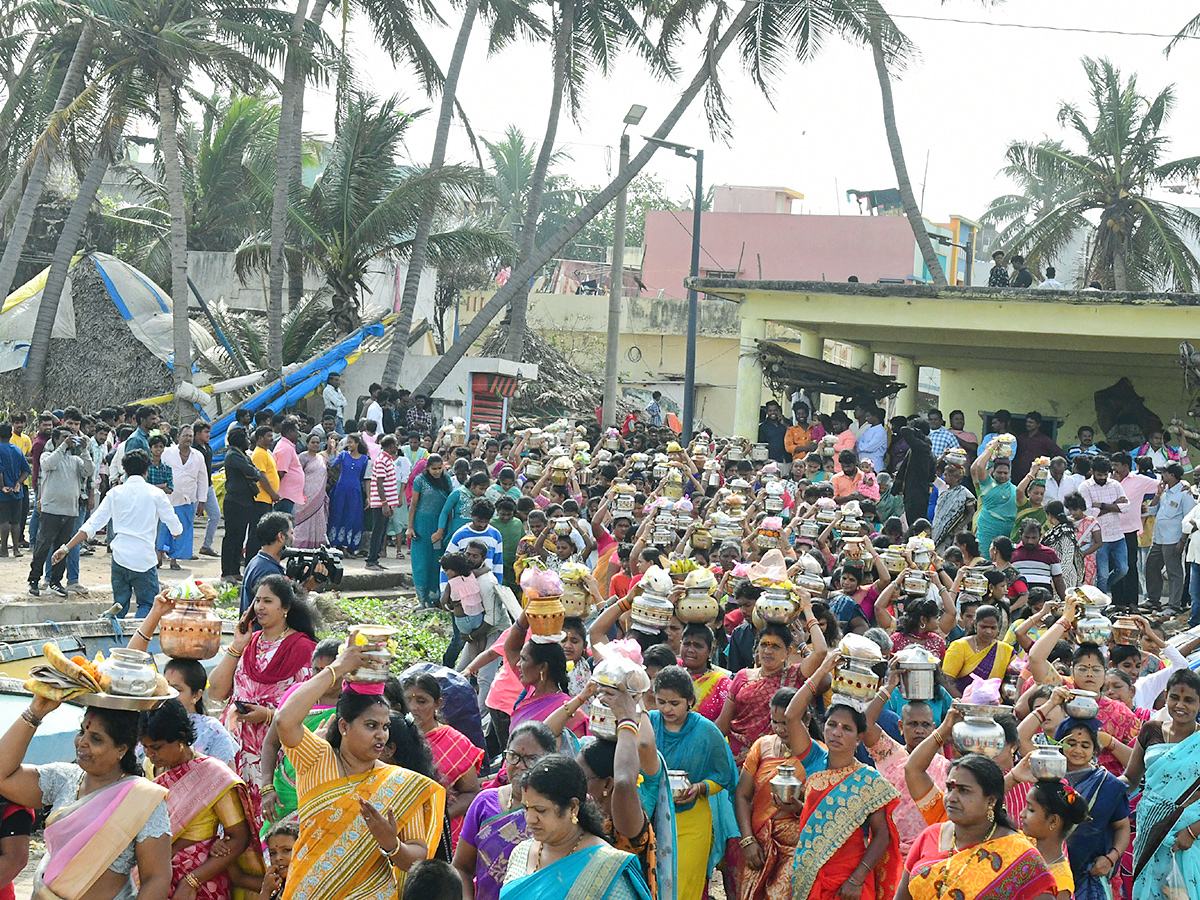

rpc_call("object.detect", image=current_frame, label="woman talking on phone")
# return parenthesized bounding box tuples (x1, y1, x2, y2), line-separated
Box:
(209, 574, 318, 834)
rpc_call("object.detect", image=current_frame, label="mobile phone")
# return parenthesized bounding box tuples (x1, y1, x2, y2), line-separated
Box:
(234, 700, 253, 714)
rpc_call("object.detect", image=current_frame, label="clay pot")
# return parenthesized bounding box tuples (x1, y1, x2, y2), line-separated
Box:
(159, 596, 223, 660)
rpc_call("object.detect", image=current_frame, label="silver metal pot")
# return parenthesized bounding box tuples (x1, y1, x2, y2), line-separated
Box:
(1029, 747, 1068, 780)
(895, 646, 939, 701)
(952, 715, 1006, 758)
(1065, 690, 1100, 719)
(769, 764, 804, 805)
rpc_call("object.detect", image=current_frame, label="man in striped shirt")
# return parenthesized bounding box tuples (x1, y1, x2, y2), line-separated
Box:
(365, 435, 400, 570)
(1079, 457, 1129, 594)
(442, 497, 504, 586)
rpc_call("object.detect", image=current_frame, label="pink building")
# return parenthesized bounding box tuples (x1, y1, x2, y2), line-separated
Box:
(640, 206, 922, 300)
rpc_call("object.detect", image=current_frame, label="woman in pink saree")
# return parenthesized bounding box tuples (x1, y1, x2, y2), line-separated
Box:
(209, 574, 317, 835)
(140, 699, 264, 900)
(0, 697, 172, 900)
(293, 434, 329, 549)
(504, 613, 587, 742)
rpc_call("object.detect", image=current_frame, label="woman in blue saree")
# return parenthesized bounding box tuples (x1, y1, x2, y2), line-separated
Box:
(650, 665, 739, 900)
(1055, 718, 1131, 900)
(1124, 669, 1200, 900)
(501, 755, 651, 900)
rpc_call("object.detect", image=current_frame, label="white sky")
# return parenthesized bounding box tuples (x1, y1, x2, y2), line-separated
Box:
(303, 0, 1200, 224)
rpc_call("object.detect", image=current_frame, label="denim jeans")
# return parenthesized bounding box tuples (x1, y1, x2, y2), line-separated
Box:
(112, 562, 160, 618)
(1095, 538, 1129, 593)
(1189, 562, 1200, 627)
(201, 484, 221, 549)
(273, 498, 295, 514)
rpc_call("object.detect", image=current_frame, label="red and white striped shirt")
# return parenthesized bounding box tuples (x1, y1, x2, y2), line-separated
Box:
(368, 452, 399, 508)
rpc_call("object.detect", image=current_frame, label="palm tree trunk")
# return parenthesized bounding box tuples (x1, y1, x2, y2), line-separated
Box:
(158, 76, 193, 411)
(412, 0, 758, 397)
(868, 21, 946, 288)
(1113, 230, 1129, 291)
(0, 19, 97, 299)
(380, 0, 482, 389)
(502, 0, 574, 362)
(20, 136, 120, 405)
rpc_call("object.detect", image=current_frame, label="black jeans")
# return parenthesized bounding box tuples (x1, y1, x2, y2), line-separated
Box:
(243, 502, 271, 563)
(221, 501, 256, 579)
(366, 508, 390, 564)
(29, 511, 76, 586)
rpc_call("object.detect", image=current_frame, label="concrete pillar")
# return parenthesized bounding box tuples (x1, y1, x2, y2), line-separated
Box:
(937, 368, 979, 426)
(796, 327, 822, 359)
(735, 316, 767, 438)
(847, 342, 873, 373)
(894, 358, 918, 417)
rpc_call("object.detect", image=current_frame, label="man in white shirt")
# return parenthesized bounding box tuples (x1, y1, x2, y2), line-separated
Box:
(365, 393, 386, 432)
(855, 407, 888, 473)
(53, 448, 182, 617)
(1042, 456, 1083, 504)
(161, 425, 209, 569)
(1036, 265, 1064, 289)
(322, 372, 348, 432)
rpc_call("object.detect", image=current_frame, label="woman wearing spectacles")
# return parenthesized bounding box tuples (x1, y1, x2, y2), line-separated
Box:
(452, 721, 557, 900)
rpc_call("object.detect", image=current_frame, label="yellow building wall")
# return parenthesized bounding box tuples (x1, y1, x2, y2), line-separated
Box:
(937, 365, 1188, 442)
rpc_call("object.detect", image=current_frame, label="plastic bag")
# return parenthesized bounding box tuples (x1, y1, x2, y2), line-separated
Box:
(1164, 855, 1189, 900)
(748, 548, 788, 585)
(963, 675, 1002, 705)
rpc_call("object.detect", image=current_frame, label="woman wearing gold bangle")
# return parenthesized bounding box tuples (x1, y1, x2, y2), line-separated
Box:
(207, 575, 318, 834)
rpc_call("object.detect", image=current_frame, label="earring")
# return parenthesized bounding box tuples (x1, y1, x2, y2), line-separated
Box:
(572, 813, 578, 824)
(987, 806, 995, 823)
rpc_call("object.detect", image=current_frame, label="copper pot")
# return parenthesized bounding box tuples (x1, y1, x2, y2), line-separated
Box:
(159, 596, 223, 660)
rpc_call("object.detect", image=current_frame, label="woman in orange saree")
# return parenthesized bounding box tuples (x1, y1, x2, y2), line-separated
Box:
(735, 687, 827, 900)
(276, 642, 446, 900)
(785, 695, 900, 900)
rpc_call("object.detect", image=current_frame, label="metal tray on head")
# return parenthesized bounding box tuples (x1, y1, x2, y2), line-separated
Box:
(78, 688, 179, 711)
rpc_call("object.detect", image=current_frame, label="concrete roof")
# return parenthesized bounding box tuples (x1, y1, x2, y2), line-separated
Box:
(686, 277, 1200, 307)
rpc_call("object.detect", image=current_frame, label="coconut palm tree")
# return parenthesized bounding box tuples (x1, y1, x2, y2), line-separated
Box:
(979, 139, 1086, 257)
(266, 0, 460, 379)
(377, 0, 545, 389)
(995, 57, 1200, 291)
(104, 94, 285, 285)
(501, 0, 668, 362)
(866, 12, 944, 286)
(89, 0, 283, 408)
(0, 16, 99, 303)
(410, 0, 909, 396)
(239, 93, 512, 337)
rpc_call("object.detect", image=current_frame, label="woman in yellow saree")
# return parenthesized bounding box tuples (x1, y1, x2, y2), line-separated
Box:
(138, 699, 263, 900)
(275, 639, 447, 900)
(896, 755, 1057, 900)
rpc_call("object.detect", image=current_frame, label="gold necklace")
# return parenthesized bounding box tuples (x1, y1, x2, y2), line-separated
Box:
(950, 820, 997, 851)
(536, 830, 586, 871)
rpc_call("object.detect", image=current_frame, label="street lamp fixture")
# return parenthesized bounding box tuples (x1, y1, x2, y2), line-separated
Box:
(623, 105, 647, 127)
(645, 135, 703, 438)
(927, 231, 975, 285)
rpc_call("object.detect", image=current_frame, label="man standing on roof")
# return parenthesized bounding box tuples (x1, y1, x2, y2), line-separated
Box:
(322, 372, 347, 433)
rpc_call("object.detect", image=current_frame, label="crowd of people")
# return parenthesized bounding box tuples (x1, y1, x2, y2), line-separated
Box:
(2, 385, 1200, 900)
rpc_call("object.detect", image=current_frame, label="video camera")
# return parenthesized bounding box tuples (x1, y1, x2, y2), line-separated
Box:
(280, 545, 344, 586)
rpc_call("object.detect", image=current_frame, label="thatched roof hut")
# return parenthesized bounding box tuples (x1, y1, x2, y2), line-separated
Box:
(0, 255, 184, 410)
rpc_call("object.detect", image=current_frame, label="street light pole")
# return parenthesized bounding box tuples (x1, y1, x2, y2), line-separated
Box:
(603, 105, 645, 427)
(683, 149, 703, 440)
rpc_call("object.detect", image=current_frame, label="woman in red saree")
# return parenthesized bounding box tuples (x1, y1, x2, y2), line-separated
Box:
(896, 755, 1057, 900)
(209, 575, 318, 834)
(785, 682, 900, 900)
(404, 673, 483, 850)
(718, 619, 825, 766)
(139, 700, 263, 900)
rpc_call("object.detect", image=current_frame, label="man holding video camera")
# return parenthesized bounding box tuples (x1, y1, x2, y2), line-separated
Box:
(238, 511, 338, 615)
